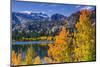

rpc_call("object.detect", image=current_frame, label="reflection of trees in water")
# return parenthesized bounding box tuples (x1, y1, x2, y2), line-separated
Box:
(12, 44, 49, 65)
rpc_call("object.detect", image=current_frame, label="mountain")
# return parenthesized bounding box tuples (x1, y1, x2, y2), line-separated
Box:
(12, 9, 96, 39)
(90, 9, 96, 24)
(12, 12, 20, 28)
(12, 12, 49, 22)
(51, 13, 67, 21)
(12, 12, 50, 31)
(12, 12, 67, 34)
(67, 11, 80, 28)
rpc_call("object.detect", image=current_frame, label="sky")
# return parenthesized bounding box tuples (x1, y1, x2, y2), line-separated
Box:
(12, 0, 96, 17)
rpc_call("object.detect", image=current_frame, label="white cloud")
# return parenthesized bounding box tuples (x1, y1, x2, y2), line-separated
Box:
(19, 11, 32, 14)
(75, 5, 81, 8)
(80, 6, 94, 10)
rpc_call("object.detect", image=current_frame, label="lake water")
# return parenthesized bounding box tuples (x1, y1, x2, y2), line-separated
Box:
(12, 40, 54, 63)
(12, 40, 54, 45)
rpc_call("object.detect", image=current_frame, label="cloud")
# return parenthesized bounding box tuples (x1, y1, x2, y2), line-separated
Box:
(75, 5, 81, 8)
(80, 6, 94, 10)
(19, 11, 32, 14)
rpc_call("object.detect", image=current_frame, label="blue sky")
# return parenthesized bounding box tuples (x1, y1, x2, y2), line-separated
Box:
(12, 0, 96, 17)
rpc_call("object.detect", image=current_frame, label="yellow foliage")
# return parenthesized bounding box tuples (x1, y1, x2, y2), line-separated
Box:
(33, 56, 41, 64)
(25, 45, 33, 64)
(48, 26, 70, 63)
(44, 56, 56, 63)
(47, 36, 52, 41)
(12, 50, 22, 65)
(74, 9, 96, 61)
(40, 36, 47, 40)
(44, 56, 52, 63)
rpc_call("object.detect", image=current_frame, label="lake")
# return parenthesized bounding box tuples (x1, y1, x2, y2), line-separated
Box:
(12, 40, 54, 45)
(12, 40, 54, 63)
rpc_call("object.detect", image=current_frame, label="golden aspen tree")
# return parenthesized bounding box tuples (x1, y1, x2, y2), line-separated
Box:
(12, 50, 22, 65)
(44, 56, 54, 63)
(12, 50, 18, 65)
(25, 45, 34, 64)
(48, 26, 70, 63)
(33, 56, 41, 64)
(74, 10, 96, 62)
(17, 53, 22, 65)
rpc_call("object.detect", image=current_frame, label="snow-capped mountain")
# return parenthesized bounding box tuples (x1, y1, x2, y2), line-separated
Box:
(12, 9, 96, 38)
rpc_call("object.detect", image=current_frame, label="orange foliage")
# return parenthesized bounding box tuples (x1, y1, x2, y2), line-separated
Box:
(47, 36, 52, 41)
(48, 26, 70, 62)
(12, 50, 22, 65)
